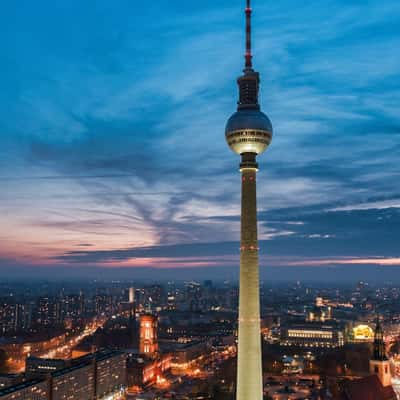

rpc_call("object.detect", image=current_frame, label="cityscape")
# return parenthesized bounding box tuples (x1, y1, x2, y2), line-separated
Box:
(1, 0, 399, 400)
(1, 280, 400, 399)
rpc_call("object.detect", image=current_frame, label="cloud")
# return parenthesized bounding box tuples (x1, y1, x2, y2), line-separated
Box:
(330, 198, 400, 211)
(0, 0, 399, 276)
(50, 205, 400, 269)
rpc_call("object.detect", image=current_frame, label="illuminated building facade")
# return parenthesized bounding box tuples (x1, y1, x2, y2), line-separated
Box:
(390, 356, 400, 399)
(0, 350, 126, 400)
(26, 357, 67, 376)
(139, 315, 158, 356)
(225, 1, 273, 399)
(95, 351, 126, 399)
(36, 297, 61, 327)
(0, 379, 49, 400)
(127, 355, 172, 387)
(0, 303, 33, 334)
(1, 334, 66, 361)
(128, 312, 172, 388)
(341, 321, 396, 400)
(352, 324, 374, 342)
(171, 340, 209, 370)
(307, 307, 332, 322)
(51, 363, 95, 400)
(281, 322, 344, 348)
(307, 298, 333, 322)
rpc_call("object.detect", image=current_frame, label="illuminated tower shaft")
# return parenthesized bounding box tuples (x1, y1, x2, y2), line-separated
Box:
(225, 1, 273, 399)
(237, 155, 263, 399)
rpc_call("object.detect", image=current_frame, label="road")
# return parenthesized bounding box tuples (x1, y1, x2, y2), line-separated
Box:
(6, 317, 106, 373)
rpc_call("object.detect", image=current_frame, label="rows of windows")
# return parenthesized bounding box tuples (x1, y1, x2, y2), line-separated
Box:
(228, 130, 270, 138)
(288, 329, 334, 339)
(281, 341, 340, 348)
(228, 137, 269, 144)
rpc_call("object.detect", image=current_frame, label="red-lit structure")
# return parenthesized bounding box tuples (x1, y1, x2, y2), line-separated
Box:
(126, 314, 173, 389)
(127, 354, 172, 388)
(139, 315, 158, 356)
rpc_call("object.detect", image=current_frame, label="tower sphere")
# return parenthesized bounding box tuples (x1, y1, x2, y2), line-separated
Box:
(225, 109, 273, 155)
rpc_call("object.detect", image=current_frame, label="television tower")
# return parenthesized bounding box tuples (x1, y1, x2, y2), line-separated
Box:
(225, 1, 273, 399)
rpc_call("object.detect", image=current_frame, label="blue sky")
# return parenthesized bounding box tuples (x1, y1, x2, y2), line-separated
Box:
(0, 0, 399, 280)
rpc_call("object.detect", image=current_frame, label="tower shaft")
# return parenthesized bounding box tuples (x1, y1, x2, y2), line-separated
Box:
(237, 160, 263, 400)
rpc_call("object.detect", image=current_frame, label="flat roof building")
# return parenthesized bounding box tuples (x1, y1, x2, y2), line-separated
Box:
(281, 321, 345, 348)
(0, 379, 48, 400)
(0, 375, 23, 391)
(52, 363, 95, 400)
(26, 357, 68, 377)
(95, 351, 126, 399)
(0, 350, 126, 400)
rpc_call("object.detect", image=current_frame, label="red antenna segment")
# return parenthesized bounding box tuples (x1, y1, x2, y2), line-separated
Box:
(245, 0, 253, 69)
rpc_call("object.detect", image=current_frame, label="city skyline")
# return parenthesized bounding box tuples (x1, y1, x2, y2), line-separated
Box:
(1, 0, 400, 280)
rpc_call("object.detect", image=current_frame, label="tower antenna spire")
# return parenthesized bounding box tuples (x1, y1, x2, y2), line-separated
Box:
(245, 0, 253, 69)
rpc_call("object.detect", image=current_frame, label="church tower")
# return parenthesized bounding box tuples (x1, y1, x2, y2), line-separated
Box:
(370, 317, 391, 387)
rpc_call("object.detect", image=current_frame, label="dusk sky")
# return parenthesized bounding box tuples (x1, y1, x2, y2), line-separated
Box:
(1, 0, 399, 280)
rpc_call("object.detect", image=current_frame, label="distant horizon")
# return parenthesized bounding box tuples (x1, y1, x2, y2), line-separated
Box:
(2, 264, 400, 284)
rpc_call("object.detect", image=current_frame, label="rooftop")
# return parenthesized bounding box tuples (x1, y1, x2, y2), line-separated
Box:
(0, 379, 46, 397)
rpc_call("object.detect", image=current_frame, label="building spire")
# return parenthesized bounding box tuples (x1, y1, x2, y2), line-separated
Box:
(245, 0, 253, 69)
(373, 314, 387, 361)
